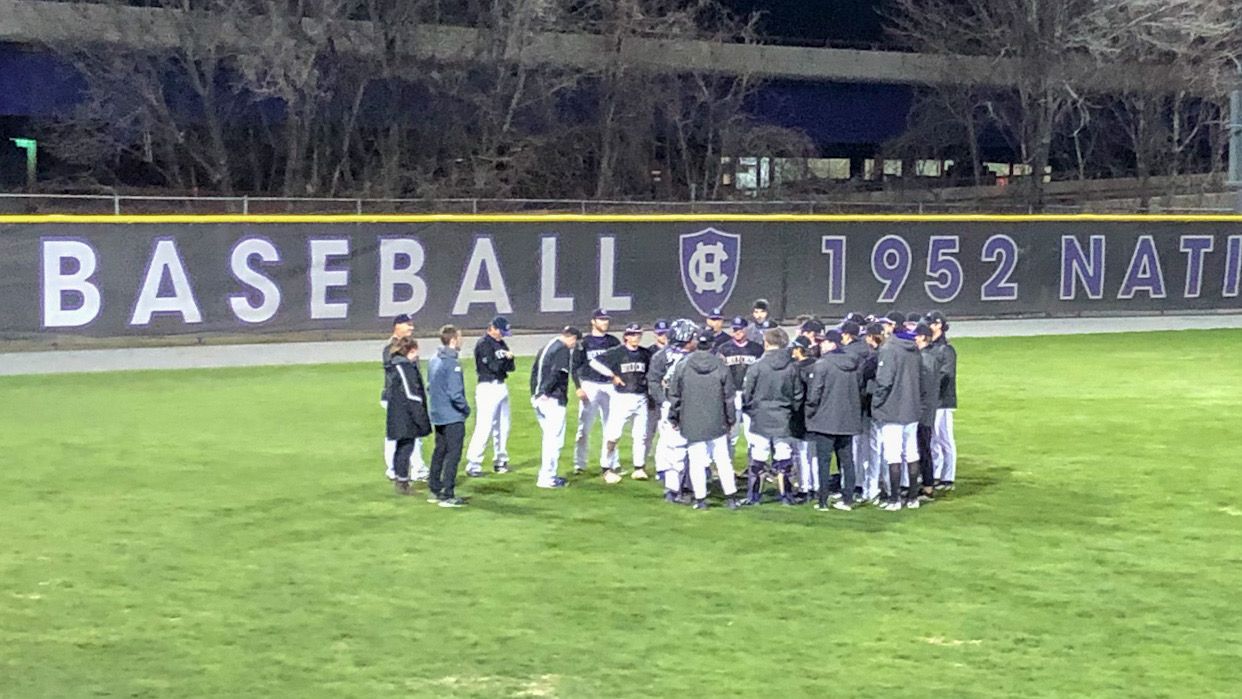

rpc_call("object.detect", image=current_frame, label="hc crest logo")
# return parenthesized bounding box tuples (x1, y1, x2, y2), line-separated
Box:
(679, 227, 741, 316)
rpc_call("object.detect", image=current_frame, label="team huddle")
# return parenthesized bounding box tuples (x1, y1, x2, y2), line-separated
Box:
(381, 299, 958, 512)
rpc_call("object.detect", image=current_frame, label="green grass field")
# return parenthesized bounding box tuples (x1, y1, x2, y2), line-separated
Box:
(2, 331, 1241, 698)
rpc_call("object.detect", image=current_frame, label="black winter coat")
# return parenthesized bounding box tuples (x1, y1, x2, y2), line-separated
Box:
(386, 355, 432, 440)
(789, 356, 816, 440)
(804, 350, 864, 436)
(872, 335, 923, 425)
(667, 350, 735, 442)
(741, 349, 804, 439)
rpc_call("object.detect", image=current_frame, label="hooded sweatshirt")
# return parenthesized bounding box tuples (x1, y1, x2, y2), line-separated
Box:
(872, 332, 922, 425)
(804, 349, 863, 436)
(741, 348, 805, 439)
(666, 349, 735, 443)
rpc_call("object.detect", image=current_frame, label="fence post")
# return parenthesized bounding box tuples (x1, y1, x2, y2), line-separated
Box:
(472, 199, 478, 215)
(113, 195, 120, 215)
(242, 195, 249, 215)
(355, 198, 363, 215)
(918, 202, 925, 215)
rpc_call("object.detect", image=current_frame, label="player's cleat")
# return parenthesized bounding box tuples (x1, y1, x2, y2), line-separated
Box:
(829, 492, 843, 502)
(493, 462, 511, 474)
(935, 481, 955, 492)
(573, 465, 587, 475)
(393, 480, 412, 495)
(779, 494, 796, 506)
(882, 501, 902, 512)
(438, 497, 466, 508)
(663, 490, 686, 505)
(813, 502, 829, 511)
(466, 467, 484, 478)
(630, 468, 649, 481)
(412, 469, 429, 482)
(725, 497, 742, 510)
(537, 477, 568, 489)
(692, 499, 709, 510)
(385, 468, 397, 482)
(917, 493, 933, 504)
(832, 501, 853, 512)
(905, 499, 921, 510)
(603, 469, 623, 485)
(861, 495, 881, 507)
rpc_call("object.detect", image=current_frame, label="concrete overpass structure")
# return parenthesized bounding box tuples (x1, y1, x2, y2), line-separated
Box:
(0, 0, 1181, 94)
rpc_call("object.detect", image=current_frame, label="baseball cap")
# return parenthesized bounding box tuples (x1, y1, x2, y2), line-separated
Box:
(653, 319, 671, 335)
(562, 326, 583, 339)
(623, 323, 643, 336)
(491, 316, 511, 336)
(753, 298, 770, 311)
(881, 313, 903, 326)
(730, 316, 749, 331)
(695, 327, 717, 345)
(841, 321, 861, 337)
(800, 319, 825, 334)
(923, 311, 947, 325)
(792, 335, 813, 351)
(915, 323, 934, 338)
(706, 308, 724, 321)
(392, 313, 413, 326)
(843, 312, 867, 325)
(905, 312, 923, 325)
(591, 308, 611, 320)
(865, 322, 886, 336)
(822, 328, 843, 345)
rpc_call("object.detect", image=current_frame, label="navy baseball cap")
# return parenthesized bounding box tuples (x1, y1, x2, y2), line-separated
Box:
(706, 308, 724, 321)
(491, 316, 511, 336)
(695, 327, 716, 345)
(923, 311, 947, 325)
(562, 326, 583, 339)
(881, 313, 903, 326)
(905, 312, 923, 325)
(800, 319, 825, 334)
(592, 308, 611, 320)
(392, 313, 413, 326)
(915, 323, 934, 338)
(730, 316, 749, 330)
(843, 312, 867, 325)
(653, 319, 670, 335)
(822, 328, 844, 345)
(792, 335, 813, 351)
(865, 322, 886, 336)
(623, 323, 643, 336)
(840, 321, 861, 337)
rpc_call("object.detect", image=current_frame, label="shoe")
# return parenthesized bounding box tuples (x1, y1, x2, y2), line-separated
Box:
(426, 493, 441, 503)
(573, 465, 586, 475)
(725, 497, 742, 510)
(829, 492, 843, 502)
(917, 494, 933, 504)
(861, 495, 880, 507)
(466, 467, 484, 478)
(631, 468, 649, 481)
(882, 501, 902, 512)
(832, 501, 853, 512)
(779, 495, 796, 506)
(438, 497, 466, 508)
(393, 480, 411, 495)
(664, 490, 687, 505)
(813, 502, 829, 511)
(935, 481, 955, 492)
(537, 477, 568, 489)
(905, 499, 921, 510)
(603, 469, 623, 485)
(692, 499, 709, 510)
(493, 462, 511, 474)
(385, 468, 397, 482)
(412, 470, 429, 482)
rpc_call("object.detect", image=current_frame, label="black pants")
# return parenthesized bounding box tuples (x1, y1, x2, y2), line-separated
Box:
(917, 423, 935, 489)
(393, 438, 416, 481)
(809, 432, 855, 505)
(429, 422, 465, 499)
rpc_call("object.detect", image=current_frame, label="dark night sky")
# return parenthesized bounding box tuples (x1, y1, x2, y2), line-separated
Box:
(723, 0, 890, 45)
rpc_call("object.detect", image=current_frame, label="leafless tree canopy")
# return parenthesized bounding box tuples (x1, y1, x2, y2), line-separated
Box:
(38, 0, 814, 199)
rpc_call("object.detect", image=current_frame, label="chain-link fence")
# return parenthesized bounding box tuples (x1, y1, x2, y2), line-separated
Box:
(0, 192, 1235, 215)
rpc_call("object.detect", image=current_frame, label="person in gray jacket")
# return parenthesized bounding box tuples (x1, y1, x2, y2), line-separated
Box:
(871, 320, 923, 511)
(923, 311, 958, 490)
(741, 327, 804, 505)
(667, 327, 739, 510)
(914, 323, 941, 501)
(426, 325, 471, 507)
(804, 329, 863, 511)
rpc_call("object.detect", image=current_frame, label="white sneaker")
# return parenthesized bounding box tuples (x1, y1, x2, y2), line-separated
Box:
(631, 468, 649, 481)
(831, 501, 853, 512)
(385, 468, 396, 481)
(882, 501, 902, 512)
(603, 469, 623, 485)
(412, 469, 429, 482)
(905, 499, 921, 510)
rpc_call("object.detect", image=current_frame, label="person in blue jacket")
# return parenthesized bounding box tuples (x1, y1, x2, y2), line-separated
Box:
(427, 324, 471, 508)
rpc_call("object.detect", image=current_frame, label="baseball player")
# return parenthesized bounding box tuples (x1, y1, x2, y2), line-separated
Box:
(530, 326, 582, 489)
(923, 311, 958, 491)
(715, 316, 764, 459)
(572, 309, 621, 475)
(839, 316, 869, 500)
(590, 324, 653, 484)
(856, 322, 886, 505)
(872, 315, 924, 511)
(648, 319, 698, 500)
(643, 320, 671, 473)
(744, 298, 778, 345)
(386, 336, 432, 495)
(914, 323, 941, 501)
(667, 327, 741, 510)
(465, 316, 516, 477)
(789, 335, 819, 502)
(704, 308, 730, 349)
(741, 327, 804, 505)
(383, 314, 428, 482)
(797, 318, 825, 348)
(804, 328, 863, 511)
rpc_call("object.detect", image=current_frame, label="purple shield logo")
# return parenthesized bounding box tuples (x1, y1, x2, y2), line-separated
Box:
(679, 227, 741, 317)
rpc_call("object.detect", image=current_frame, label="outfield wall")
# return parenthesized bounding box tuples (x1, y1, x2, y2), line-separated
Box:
(2, 214, 1240, 340)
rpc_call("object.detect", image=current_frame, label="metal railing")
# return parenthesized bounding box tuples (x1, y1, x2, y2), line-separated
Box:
(0, 192, 1235, 215)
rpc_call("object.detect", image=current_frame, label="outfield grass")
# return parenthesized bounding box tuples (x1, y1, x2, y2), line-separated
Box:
(2, 331, 1241, 698)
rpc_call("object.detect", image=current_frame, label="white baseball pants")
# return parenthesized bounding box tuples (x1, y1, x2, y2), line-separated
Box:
(727, 392, 753, 458)
(382, 399, 426, 478)
(657, 405, 689, 490)
(880, 422, 920, 464)
(794, 439, 819, 493)
(932, 408, 957, 482)
(574, 381, 613, 470)
(603, 391, 649, 469)
(746, 429, 794, 463)
(466, 381, 510, 469)
(687, 437, 738, 500)
(532, 396, 567, 486)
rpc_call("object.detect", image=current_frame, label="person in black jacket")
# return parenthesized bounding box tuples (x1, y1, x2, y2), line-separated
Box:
(466, 316, 517, 477)
(648, 319, 697, 493)
(667, 327, 739, 510)
(789, 335, 822, 502)
(744, 298, 778, 345)
(590, 324, 653, 483)
(805, 329, 863, 511)
(741, 327, 804, 505)
(383, 314, 428, 482)
(387, 336, 433, 496)
(923, 311, 958, 491)
(914, 324, 941, 500)
(716, 316, 764, 460)
(872, 320, 924, 511)
(572, 309, 621, 475)
(530, 327, 582, 489)
(839, 319, 868, 500)
(643, 319, 671, 471)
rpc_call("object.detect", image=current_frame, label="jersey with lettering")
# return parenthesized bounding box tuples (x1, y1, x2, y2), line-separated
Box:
(591, 345, 652, 394)
(573, 333, 621, 385)
(715, 339, 764, 391)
